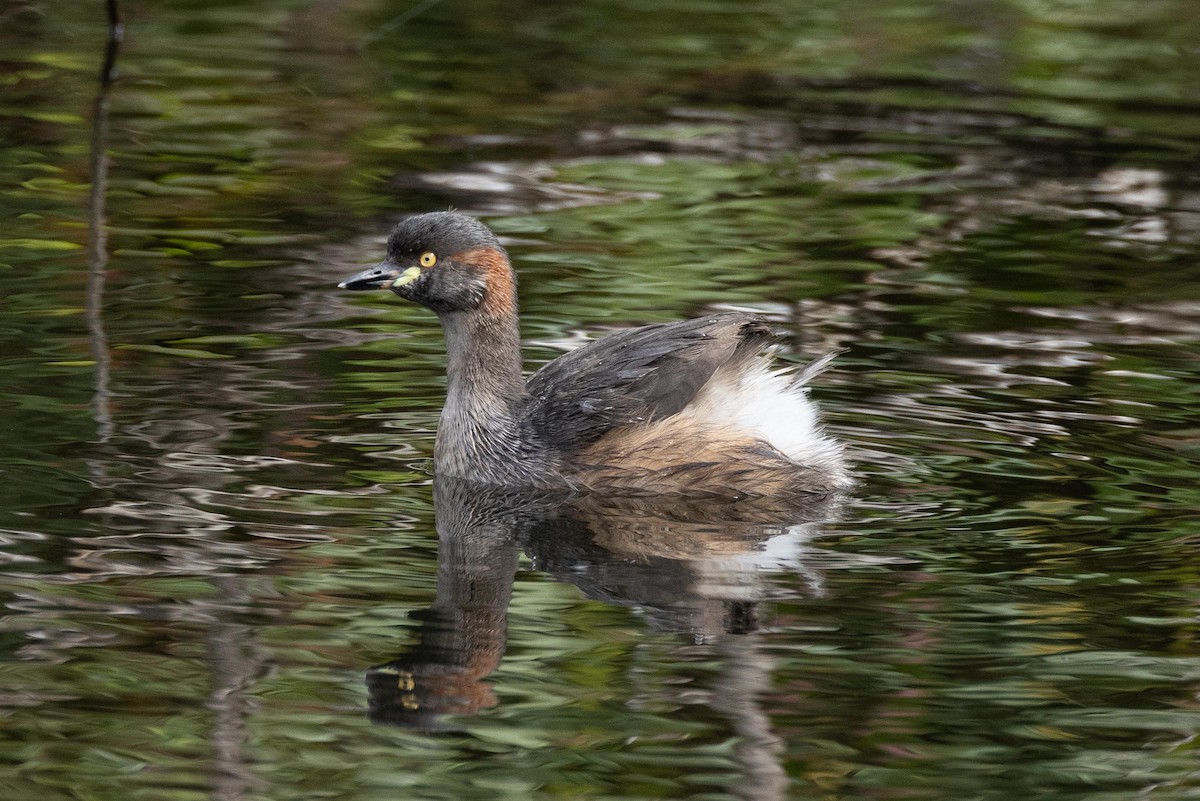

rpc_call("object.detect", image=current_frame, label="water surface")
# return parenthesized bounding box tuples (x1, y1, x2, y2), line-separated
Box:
(2, 1, 1200, 799)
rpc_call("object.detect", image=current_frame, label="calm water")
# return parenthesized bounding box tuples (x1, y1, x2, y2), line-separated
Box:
(3, 1, 1200, 799)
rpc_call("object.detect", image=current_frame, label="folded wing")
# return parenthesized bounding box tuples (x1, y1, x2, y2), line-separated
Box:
(522, 312, 773, 455)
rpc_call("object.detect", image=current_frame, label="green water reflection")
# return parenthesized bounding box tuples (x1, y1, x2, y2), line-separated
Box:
(2, 0, 1199, 799)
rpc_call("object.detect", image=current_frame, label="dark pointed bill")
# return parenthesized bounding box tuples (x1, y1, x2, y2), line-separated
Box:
(338, 262, 401, 291)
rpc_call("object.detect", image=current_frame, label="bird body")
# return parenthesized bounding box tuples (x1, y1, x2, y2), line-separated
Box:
(339, 212, 850, 498)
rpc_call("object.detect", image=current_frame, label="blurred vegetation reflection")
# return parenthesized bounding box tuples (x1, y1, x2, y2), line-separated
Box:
(0, 0, 1198, 799)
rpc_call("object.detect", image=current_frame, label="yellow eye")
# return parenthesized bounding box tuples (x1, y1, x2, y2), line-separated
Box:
(419, 252, 437, 267)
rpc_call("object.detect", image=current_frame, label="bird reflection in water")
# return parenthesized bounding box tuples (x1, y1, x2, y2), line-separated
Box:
(364, 475, 865, 735)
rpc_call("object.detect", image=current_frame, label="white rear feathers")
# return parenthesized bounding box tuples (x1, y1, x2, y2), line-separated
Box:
(683, 353, 849, 479)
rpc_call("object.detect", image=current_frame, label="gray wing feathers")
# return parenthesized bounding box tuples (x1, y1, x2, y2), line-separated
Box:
(522, 313, 772, 455)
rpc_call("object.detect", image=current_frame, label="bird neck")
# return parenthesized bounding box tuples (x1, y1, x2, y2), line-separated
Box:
(441, 306, 525, 404)
(435, 304, 527, 472)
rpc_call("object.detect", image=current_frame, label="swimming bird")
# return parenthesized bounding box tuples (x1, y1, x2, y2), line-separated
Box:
(339, 212, 850, 498)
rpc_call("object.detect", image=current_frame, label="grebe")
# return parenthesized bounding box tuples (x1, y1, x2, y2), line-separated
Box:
(339, 212, 850, 498)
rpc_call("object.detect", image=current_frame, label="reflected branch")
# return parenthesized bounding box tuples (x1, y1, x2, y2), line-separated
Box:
(712, 634, 788, 801)
(86, 0, 123, 443)
(206, 577, 267, 801)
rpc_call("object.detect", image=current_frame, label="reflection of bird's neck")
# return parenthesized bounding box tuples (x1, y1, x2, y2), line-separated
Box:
(366, 491, 523, 728)
(429, 502, 521, 679)
(436, 304, 527, 476)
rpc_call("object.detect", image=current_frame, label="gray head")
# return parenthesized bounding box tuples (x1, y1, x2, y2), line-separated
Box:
(338, 212, 514, 316)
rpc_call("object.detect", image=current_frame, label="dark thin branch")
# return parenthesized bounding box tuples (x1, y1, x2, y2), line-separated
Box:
(99, 0, 124, 85)
(86, 0, 123, 443)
